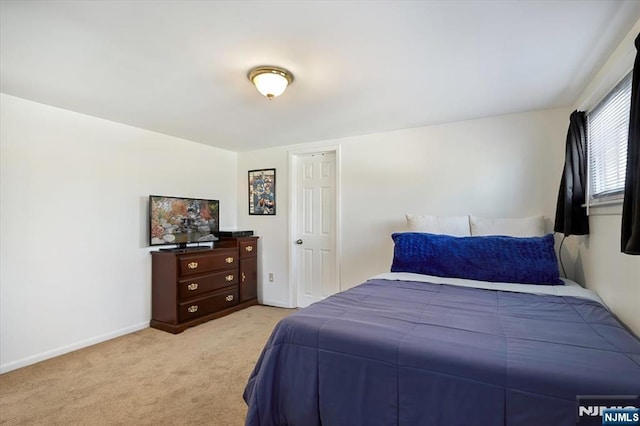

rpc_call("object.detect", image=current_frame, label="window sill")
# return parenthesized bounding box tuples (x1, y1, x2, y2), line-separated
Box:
(586, 199, 623, 216)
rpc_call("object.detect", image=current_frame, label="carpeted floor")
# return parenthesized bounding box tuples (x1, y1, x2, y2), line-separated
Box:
(0, 305, 293, 425)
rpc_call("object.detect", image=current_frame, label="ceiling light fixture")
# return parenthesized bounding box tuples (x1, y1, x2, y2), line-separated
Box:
(248, 66, 294, 100)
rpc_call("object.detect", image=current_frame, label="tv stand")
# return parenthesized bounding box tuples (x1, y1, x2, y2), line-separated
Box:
(150, 237, 259, 333)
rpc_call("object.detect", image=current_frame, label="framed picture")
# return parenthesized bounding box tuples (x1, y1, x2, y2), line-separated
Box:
(248, 168, 276, 215)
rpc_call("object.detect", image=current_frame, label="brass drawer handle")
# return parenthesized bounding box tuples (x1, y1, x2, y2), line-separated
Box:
(225, 274, 234, 282)
(187, 262, 198, 269)
(225, 257, 234, 264)
(187, 305, 198, 313)
(187, 283, 198, 291)
(242, 272, 246, 283)
(245, 245, 254, 252)
(225, 294, 234, 302)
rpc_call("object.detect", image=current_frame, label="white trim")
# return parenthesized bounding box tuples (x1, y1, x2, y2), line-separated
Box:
(584, 198, 624, 208)
(579, 63, 634, 112)
(587, 201, 624, 217)
(579, 19, 639, 217)
(260, 299, 293, 309)
(0, 321, 148, 374)
(575, 16, 638, 112)
(288, 145, 342, 308)
(584, 196, 624, 217)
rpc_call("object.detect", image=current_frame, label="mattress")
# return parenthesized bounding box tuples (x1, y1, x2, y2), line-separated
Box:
(244, 275, 640, 426)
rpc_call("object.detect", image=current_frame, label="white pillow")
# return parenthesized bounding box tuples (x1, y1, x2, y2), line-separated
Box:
(405, 214, 471, 237)
(469, 215, 545, 237)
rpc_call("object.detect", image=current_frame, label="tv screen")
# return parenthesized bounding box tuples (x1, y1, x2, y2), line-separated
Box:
(149, 195, 219, 248)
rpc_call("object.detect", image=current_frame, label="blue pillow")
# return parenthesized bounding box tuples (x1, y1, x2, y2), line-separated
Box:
(391, 233, 563, 285)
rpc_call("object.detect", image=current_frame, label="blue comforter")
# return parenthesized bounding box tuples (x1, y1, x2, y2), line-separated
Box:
(244, 279, 640, 425)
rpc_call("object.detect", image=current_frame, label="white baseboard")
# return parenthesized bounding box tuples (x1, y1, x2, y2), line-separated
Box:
(0, 321, 149, 374)
(260, 298, 294, 309)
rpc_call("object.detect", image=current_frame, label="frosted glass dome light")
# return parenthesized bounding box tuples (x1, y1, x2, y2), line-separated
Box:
(248, 66, 294, 100)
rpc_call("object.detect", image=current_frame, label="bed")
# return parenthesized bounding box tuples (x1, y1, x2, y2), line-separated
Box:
(243, 232, 640, 426)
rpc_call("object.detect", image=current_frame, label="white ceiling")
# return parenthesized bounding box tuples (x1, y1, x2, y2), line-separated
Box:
(1, 1, 639, 152)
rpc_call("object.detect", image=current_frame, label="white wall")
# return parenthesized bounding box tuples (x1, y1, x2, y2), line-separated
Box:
(565, 20, 640, 336)
(0, 94, 238, 372)
(574, 214, 640, 336)
(3, 19, 637, 375)
(238, 107, 570, 308)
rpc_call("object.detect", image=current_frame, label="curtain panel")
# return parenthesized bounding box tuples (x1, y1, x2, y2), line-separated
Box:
(621, 34, 640, 255)
(554, 110, 589, 236)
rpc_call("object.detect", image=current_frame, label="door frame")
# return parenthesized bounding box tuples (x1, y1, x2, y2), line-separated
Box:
(287, 145, 342, 308)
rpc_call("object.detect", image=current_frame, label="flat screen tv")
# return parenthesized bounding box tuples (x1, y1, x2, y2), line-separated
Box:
(149, 195, 219, 249)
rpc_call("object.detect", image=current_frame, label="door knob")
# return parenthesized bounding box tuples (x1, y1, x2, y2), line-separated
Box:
(296, 239, 303, 245)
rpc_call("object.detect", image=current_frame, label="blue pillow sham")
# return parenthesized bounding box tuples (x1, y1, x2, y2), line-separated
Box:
(391, 232, 563, 285)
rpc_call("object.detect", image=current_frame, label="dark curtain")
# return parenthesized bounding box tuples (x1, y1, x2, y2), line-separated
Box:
(554, 110, 589, 236)
(621, 34, 640, 255)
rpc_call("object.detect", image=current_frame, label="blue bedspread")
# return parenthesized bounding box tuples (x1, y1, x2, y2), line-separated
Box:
(244, 279, 640, 426)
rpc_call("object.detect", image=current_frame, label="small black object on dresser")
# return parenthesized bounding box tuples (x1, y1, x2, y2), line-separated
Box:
(219, 230, 254, 238)
(150, 236, 259, 334)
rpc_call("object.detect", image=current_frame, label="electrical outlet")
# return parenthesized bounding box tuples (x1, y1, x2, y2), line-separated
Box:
(269, 273, 274, 282)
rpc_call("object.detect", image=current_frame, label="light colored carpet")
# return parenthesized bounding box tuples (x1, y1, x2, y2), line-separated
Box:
(0, 305, 293, 425)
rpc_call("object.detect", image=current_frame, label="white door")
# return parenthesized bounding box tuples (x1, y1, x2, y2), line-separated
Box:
(295, 151, 338, 307)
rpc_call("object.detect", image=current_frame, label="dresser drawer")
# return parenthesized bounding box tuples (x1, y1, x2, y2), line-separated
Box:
(178, 270, 239, 299)
(178, 287, 239, 322)
(239, 239, 257, 258)
(178, 249, 237, 276)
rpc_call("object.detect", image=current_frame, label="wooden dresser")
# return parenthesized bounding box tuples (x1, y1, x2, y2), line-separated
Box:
(150, 237, 258, 333)
(218, 236, 259, 302)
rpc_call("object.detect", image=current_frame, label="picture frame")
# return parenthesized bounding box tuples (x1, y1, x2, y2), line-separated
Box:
(248, 168, 276, 215)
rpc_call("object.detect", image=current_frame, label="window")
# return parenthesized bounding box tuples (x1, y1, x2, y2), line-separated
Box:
(587, 72, 632, 202)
